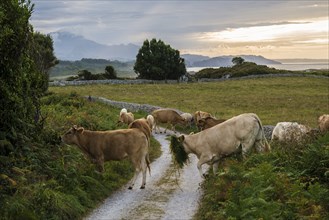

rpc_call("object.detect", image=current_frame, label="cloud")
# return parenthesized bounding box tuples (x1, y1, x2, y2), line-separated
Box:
(30, 0, 329, 59)
(200, 18, 328, 43)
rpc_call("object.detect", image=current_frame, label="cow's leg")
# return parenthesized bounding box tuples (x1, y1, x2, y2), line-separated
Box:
(96, 156, 104, 173)
(128, 168, 141, 190)
(197, 154, 212, 178)
(212, 161, 220, 174)
(241, 138, 256, 159)
(140, 158, 147, 189)
(254, 140, 264, 152)
(171, 124, 176, 133)
(154, 122, 160, 134)
(164, 123, 170, 133)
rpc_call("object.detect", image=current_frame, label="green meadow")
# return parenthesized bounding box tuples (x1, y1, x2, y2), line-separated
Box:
(50, 77, 328, 127)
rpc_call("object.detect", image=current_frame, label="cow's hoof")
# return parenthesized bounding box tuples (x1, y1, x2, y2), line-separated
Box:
(140, 186, 145, 189)
(128, 186, 133, 190)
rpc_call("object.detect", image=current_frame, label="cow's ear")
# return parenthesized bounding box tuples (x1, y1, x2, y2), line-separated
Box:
(77, 127, 84, 133)
(178, 135, 185, 142)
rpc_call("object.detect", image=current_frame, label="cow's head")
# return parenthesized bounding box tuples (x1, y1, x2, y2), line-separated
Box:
(61, 125, 84, 145)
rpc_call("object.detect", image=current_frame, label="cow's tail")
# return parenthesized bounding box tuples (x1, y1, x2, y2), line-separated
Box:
(252, 114, 271, 152)
(146, 153, 151, 175)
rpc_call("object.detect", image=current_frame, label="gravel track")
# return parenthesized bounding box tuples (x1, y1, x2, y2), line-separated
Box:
(85, 130, 204, 220)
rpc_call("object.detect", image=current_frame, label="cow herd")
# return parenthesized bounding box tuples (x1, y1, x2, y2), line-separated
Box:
(61, 108, 329, 190)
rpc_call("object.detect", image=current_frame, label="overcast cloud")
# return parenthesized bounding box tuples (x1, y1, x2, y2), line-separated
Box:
(31, 0, 329, 59)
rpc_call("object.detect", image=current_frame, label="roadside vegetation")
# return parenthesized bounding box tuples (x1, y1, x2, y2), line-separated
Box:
(0, 92, 161, 219)
(195, 134, 329, 219)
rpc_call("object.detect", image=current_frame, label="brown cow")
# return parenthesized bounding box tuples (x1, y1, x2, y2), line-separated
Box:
(198, 116, 226, 130)
(151, 109, 186, 133)
(194, 111, 212, 130)
(128, 118, 152, 140)
(61, 125, 150, 189)
(318, 114, 329, 133)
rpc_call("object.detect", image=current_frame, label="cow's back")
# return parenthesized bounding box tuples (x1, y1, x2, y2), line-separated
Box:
(101, 129, 148, 161)
(152, 109, 181, 123)
(186, 113, 261, 155)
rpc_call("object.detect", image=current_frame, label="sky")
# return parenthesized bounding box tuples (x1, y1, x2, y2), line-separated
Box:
(30, 0, 329, 59)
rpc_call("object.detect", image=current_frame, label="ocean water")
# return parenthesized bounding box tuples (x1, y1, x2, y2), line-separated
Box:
(187, 63, 329, 72)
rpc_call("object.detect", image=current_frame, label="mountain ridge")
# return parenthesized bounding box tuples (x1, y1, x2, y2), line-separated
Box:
(50, 31, 282, 66)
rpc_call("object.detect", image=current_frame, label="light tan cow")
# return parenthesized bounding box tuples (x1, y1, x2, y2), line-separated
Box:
(318, 114, 329, 133)
(198, 116, 226, 130)
(146, 115, 155, 132)
(117, 108, 134, 126)
(171, 113, 270, 178)
(151, 109, 186, 133)
(62, 125, 150, 189)
(194, 111, 212, 130)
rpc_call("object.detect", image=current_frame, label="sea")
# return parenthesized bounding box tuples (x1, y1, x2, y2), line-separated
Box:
(187, 62, 329, 72)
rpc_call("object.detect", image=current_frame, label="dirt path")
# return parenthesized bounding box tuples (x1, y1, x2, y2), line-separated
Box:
(85, 130, 204, 220)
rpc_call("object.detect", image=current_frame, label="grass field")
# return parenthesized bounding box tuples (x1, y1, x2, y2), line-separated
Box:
(50, 77, 328, 127)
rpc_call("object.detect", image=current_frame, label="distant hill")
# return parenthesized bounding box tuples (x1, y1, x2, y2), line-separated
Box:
(181, 54, 210, 66)
(274, 59, 328, 64)
(49, 58, 136, 79)
(182, 54, 281, 67)
(50, 31, 139, 61)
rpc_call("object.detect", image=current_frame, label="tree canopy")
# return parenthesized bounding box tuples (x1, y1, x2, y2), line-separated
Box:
(232, 56, 245, 66)
(134, 38, 186, 80)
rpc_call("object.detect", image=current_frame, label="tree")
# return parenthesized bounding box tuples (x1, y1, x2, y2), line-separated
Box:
(29, 32, 58, 92)
(78, 69, 93, 80)
(104, 65, 117, 79)
(134, 38, 186, 80)
(0, 0, 38, 138)
(232, 57, 245, 66)
(0, 0, 58, 139)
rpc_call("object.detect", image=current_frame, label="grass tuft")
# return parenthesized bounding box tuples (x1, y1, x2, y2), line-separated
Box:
(169, 136, 189, 168)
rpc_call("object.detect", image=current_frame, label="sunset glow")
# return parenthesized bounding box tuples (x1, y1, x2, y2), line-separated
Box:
(200, 18, 328, 43)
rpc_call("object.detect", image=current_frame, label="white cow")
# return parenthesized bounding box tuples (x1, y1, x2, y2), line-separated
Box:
(171, 113, 270, 178)
(271, 122, 311, 142)
(180, 112, 194, 127)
